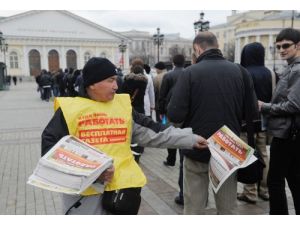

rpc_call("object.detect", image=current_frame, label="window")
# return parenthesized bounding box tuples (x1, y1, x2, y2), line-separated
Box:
(10, 51, 19, 69)
(84, 52, 91, 64)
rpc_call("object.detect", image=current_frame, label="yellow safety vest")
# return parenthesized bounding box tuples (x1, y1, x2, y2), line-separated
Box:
(54, 94, 147, 196)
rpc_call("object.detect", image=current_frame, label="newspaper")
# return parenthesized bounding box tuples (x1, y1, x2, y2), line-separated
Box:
(207, 125, 257, 193)
(27, 135, 113, 195)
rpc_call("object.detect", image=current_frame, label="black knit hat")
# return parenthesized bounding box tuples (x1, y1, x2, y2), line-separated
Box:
(82, 57, 117, 88)
(154, 61, 166, 70)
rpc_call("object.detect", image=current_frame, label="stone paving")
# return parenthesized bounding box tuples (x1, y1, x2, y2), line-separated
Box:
(0, 81, 295, 215)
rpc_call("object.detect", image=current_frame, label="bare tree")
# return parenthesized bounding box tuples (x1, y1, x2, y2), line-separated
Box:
(169, 44, 186, 61)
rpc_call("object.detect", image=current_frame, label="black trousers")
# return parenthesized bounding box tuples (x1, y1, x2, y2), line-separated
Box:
(166, 149, 177, 165)
(268, 136, 300, 215)
(178, 150, 184, 199)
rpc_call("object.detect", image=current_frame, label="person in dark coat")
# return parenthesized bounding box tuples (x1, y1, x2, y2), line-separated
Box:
(115, 67, 124, 94)
(237, 42, 272, 204)
(159, 54, 186, 204)
(121, 62, 148, 163)
(167, 31, 258, 214)
(39, 70, 52, 101)
(12, 76, 17, 85)
(56, 69, 66, 97)
(122, 65, 148, 114)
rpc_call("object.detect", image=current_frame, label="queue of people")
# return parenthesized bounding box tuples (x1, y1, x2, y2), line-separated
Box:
(39, 27, 300, 215)
(35, 68, 84, 101)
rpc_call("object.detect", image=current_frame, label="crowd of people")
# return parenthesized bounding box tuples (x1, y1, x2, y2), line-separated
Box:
(34, 68, 83, 101)
(40, 27, 300, 215)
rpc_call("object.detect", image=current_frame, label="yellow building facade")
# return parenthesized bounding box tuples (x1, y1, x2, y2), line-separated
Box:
(210, 10, 300, 72)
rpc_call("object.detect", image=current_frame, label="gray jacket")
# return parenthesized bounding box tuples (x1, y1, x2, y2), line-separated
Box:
(261, 57, 300, 138)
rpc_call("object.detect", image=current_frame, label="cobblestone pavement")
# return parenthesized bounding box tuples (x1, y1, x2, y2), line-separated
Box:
(0, 81, 295, 215)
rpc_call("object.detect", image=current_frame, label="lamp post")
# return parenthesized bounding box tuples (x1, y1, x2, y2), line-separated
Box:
(0, 31, 8, 89)
(0, 31, 8, 64)
(193, 12, 210, 35)
(118, 39, 127, 70)
(153, 28, 164, 62)
(269, 44, 276, 73)
(291, 10, 295, 28)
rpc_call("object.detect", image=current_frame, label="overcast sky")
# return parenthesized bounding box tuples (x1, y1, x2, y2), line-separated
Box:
(71, 10, 232, 39)
(0, 0, 297, 39)
(0, 10, 232, 39)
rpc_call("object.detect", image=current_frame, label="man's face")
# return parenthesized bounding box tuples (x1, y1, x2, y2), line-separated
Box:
(276, 39, 299, 61)
(88, 75, 118, 102)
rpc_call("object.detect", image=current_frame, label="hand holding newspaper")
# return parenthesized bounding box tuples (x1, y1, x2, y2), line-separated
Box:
(27, 135, 113, 195)
(207, 125, 257, 193)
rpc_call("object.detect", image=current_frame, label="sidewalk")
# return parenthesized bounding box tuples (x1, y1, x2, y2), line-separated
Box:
(0, 81, 295, 215)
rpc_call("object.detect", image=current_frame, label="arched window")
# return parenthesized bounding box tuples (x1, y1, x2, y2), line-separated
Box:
(48, 49, 60, 73)
(84, 52, 91, 65)
(28, 49, 41, 76)
(66, 49, 77, 69)
(9, 51, 19, 69)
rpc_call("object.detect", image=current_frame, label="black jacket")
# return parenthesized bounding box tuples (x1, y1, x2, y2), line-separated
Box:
(241, 42, 272, 103)
(167, 49, 256, 162)
(121, 73, 148, 114)
(158, 67, 184, 114)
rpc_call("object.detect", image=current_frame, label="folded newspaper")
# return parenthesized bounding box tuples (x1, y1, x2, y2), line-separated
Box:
(27, 135, 113, 195)
(207, 125, 257, 193)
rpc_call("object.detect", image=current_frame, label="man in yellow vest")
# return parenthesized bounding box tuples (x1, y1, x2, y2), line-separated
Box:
(41, 57, 208, 215)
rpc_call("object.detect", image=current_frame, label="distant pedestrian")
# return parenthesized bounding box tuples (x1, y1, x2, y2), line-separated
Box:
(12, 76, 17, 85)
(159, 54, 186, 205)
(143, 64, 155, 119)
(153, 61, 167, 122)
(122, 58, 148, 163)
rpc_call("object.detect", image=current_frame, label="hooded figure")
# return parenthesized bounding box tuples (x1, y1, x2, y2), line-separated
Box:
(240, 42, 272, 103)
(237, 42, 272, 205)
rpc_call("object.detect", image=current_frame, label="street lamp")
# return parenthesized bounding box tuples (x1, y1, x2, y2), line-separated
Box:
(193, 12, 210, 35)
(153, 28, 164, 62)
(118, 39, 127, 70)
(269, 44, 276, 73)
(0, 31, 8, 64)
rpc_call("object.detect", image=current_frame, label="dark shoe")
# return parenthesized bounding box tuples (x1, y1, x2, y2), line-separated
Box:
(237, 194, 256, 204)
(175, 196, 184, 205)
(258, 193, 269, 201)
(163, 161, 175, 167)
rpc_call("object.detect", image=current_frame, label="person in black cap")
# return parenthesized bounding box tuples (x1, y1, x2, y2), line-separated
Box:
(41, 57, 208, 215)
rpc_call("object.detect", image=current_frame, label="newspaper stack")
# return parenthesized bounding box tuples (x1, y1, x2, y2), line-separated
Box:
(27, 135, 113, 195)
(207, 125, 257, 193)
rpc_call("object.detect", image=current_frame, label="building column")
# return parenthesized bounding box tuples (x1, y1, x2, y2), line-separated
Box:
(256, 35, 261, 42)
(244, 36, 249, 45)
(60, 46, 66, 70)
(23, 46, 30, 76)
(234, 38, 241, 63)
(78, 46, 82, 69)
(268, 34, 274, 60)
(42, 46, 48, 70)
